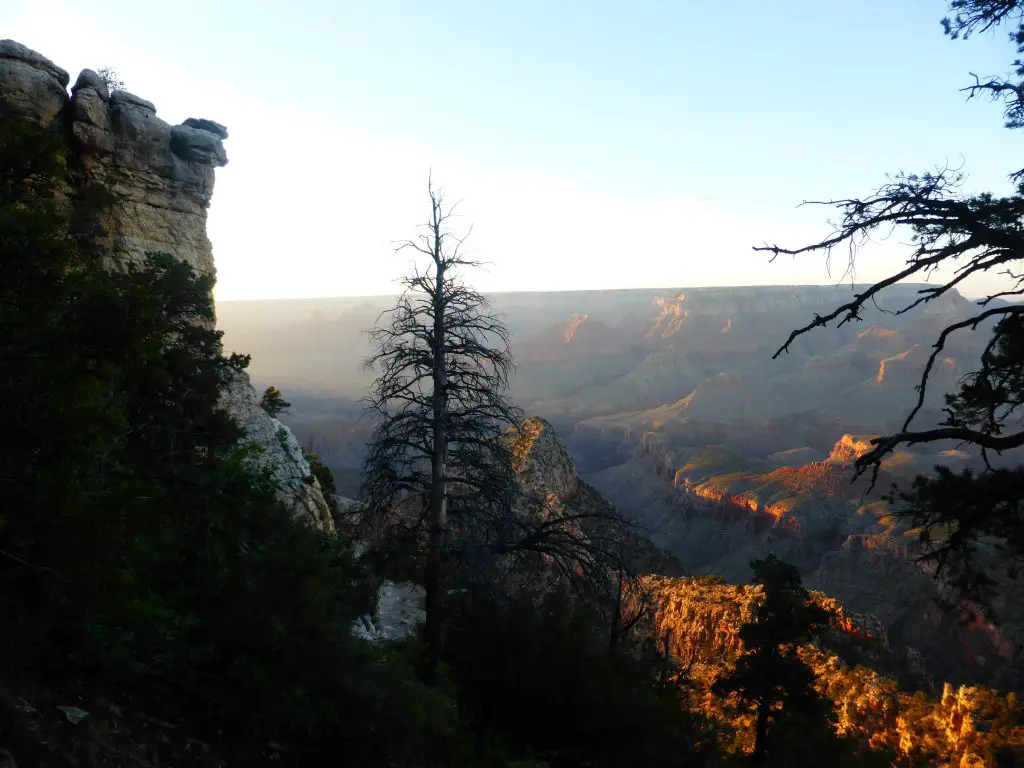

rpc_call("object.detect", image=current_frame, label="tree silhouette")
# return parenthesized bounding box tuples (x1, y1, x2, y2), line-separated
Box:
(361, 177, 633, 676)
(360, 177, 525, 676)
(713, 555, 829, 763)
(758, 0, 1024, 611)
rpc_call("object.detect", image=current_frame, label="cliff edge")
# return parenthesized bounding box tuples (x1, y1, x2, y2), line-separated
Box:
(0, 39, 332, 531)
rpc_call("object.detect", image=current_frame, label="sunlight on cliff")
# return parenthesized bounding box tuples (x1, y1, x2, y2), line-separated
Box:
(630, 576, 1024, 766)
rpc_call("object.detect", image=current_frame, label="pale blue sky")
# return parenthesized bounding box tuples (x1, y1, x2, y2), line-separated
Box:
(3, 1, 1019, 299)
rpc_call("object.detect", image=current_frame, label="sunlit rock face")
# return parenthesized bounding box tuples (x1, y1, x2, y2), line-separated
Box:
(826, 433, 877, 464)
(0, 40, 332, 531)
(509, 416, 583, 505)
(504, 416, 685, 580)
(629, 575, 1024, 767)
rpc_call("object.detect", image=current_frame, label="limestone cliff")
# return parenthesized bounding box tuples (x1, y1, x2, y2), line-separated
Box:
(0, 40, 331, 530)
(220, 371, 335, 532)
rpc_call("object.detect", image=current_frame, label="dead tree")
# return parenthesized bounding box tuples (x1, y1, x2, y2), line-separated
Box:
(361, 176, 524, 674)
(362, 177, 636, 676)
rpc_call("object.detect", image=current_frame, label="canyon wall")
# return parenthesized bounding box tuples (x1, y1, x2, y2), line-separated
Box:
(582, 423, 1022, 689)
(631, 575, 1023, 767)
(0, 40, 333, 531)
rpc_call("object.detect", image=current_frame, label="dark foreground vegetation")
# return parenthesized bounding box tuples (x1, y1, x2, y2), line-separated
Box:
(0, 104, 911, 768)
(4, 1, 1024, 765)
(0, 106, 726, 768)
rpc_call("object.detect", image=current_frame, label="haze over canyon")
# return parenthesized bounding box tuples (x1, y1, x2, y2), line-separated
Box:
(218, 282, 1023, 691)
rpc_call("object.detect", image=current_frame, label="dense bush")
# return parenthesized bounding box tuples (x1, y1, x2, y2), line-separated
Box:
(443, 589, 716, 767)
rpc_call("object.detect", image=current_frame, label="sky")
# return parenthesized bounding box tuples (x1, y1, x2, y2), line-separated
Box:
(2, 0, 1020, 300)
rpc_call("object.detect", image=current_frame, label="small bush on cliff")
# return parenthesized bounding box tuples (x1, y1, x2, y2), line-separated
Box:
(260, 384, 291, 417)
(97, 66, 124, 93)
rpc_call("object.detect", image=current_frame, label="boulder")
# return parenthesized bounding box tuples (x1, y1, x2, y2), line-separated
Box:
(71, 69, 109, 100)
(170, 123, 228, 166)
(109, 89, 155, 113)
(183, 117, 228, 139)
(0, 39, 68, 124)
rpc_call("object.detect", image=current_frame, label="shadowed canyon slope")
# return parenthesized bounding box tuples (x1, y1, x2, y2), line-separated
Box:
(218, 284, 1023, 691)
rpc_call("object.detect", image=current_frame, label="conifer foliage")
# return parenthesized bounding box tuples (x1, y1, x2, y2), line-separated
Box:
(713, 556, 829, 763)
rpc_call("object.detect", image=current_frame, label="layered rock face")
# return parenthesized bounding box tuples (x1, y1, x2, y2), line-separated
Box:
(505, 417, 685, 579)
(0, 40, 332, 530)
(1, 40, 224, 276)
(631, 575, 1024, 767)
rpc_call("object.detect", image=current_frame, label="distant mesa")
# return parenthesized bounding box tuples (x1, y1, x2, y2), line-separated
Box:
(767, 447, 825, 467)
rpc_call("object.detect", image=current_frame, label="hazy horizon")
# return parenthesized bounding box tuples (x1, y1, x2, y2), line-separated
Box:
(4, 1, 1018, 301)
(213, 280, 993, 305)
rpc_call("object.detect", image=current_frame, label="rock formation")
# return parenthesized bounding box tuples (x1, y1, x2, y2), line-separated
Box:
(219, 372, 335, 532)
(351, 581, 426, 643)
(505, 417, 685, 579)
(0, 40, 332, 530)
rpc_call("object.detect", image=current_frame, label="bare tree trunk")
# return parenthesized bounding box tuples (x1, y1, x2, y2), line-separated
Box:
(609, 565, 623, 649)
(751, 698, 770, 764)
(424, 220, 448, 679)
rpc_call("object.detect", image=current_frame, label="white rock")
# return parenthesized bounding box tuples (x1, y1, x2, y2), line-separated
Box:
(219, 370, 335, 533)
(352, 580, 425, 643)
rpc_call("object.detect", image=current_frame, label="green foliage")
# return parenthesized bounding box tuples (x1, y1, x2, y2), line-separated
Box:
(260, 384, 291, 418)
(443, 589, 715, 768)
(889, 463, 1024, 614)
(96, 66, 124, 94)
(713, 556, 832, 763)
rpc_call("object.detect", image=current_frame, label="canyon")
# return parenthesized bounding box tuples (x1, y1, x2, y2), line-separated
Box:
(5, 35, 1021, 764)
(218, 283, 1023, 692)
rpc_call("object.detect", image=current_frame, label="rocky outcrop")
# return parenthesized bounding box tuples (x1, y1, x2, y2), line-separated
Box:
(2, 39, 227, 277)
(352, 581, 425, 643)
(0, 40, 69, 123)
(505, 417, 685, 579)
(509, 416, 583, 504)
(827, 433, 877, 464)
(219, 372, 335, 532)
(0, 40, 332, 530)
(68, 78, 226, 277)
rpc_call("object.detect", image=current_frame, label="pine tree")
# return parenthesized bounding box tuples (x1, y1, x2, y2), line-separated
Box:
(259, 385, 291, 418)
(713, 556, 829, 763)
